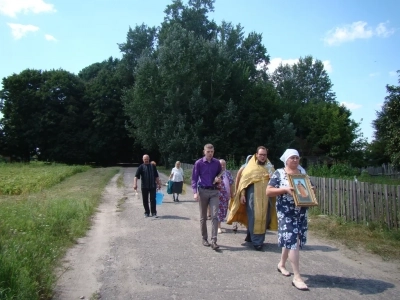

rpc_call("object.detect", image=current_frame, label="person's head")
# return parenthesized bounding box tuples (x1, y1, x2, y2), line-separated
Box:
(280, 149, 300, 169)
(175, 161, 181, 168)
(142, 154, 150, 164)
(256, 146, 268, 164)
(151, 161, 156, 166)
(203, 144, 215, 161)
(219, 159, 226, 171)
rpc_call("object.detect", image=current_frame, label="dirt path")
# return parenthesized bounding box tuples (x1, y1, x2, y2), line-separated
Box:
(54, 167, 400, 300)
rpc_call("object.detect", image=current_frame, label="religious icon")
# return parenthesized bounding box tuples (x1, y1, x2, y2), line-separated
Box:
(288, 174, 318, 207)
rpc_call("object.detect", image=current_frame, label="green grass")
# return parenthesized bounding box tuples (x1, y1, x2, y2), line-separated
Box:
(307, 163, 400, 185)
(0, 165, 119, 300)
(308, 208, 400, 261)
(0, 162, 91, 195)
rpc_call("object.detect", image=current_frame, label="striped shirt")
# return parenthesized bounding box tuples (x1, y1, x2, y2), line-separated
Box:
(135, 164, 159, 189)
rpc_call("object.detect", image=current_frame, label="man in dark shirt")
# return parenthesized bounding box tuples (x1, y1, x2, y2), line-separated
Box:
(134, 154, 161, 218)
(192, 144, 222, 250)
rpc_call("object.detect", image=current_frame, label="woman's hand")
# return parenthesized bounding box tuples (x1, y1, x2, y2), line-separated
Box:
(240, 195, 246, 205)
(285, 187, 294, 196)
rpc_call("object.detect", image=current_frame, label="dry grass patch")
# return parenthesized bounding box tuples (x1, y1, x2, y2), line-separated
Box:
(309, 213, 400, 261)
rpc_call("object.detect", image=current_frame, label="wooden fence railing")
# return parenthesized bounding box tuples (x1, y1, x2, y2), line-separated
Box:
(310, 176, 400, 230)
(181, 163, 400, 230)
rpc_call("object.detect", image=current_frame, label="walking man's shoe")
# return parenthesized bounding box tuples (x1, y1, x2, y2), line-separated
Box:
(202, 239, 210, 247)
(254, 245, 263, 251)
(144, 213, 150, 218)
(151, 213, 158, 218)
(211, 242, 220, 250)
(244, 233, 252, 242)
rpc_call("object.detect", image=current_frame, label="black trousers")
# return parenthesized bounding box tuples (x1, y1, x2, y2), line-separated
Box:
(141, 188, 156, 215)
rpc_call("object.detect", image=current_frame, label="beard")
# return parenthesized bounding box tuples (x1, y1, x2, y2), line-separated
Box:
(257, 160, 266, 165)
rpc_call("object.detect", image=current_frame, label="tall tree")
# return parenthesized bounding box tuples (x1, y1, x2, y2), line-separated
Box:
(271, 56, 362, 160)
(160, 0, 217, 42)
(79, 57, 135, 165)
(372, 71, 400, 166)
(0, 69, 44, 160)
(118, 24, 158, 85)
(267, 113, 296, 165)
(123, 0, 274, 165)
(0, 69, 89, 163)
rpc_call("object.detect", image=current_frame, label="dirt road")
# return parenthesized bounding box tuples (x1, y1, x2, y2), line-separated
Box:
(54, 167, 400, 300)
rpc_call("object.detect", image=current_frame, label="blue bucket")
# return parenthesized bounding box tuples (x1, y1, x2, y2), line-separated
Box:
(156, 192, 164, 205)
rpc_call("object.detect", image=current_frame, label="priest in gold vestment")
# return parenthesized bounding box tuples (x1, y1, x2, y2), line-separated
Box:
(227, 146, 277, 251)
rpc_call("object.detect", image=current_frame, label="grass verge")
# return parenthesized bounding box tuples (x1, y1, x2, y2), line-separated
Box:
(0, 167, 119, 300)
(0, 162, 91, 195)
(308, 208, 400, 261)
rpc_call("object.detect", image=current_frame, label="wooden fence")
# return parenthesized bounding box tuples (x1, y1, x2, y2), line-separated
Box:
(181, 163, 400, 230)
(310, 176, 400, 230)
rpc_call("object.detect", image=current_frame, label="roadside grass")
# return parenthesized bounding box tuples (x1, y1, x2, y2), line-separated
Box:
(0, 165, 119, 300)
(307, 163, 400, 185)
(308, 208, 400, 261)
(0, 162, 91, 195)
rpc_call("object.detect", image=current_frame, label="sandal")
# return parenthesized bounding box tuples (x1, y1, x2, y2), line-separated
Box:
(277, 266, 291, 277)
(292, 280, 309, 291)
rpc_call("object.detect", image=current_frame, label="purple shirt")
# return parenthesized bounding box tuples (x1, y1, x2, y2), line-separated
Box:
(191, 157, 222, 193)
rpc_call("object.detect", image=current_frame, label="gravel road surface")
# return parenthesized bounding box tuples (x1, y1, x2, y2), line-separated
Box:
(54, 167, 400, 300)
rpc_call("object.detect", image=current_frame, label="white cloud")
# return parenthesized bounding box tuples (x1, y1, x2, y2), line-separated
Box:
(267, 58, 333, 74)
(375, 22, 395, 37)
(322, 60, 333, 73)
(7, 23, 39, 39)
(45, 34, 57, 41)
(341, 102, 362, 110)
(268, 58, 298, 73)
(323, 21, 395, 46)
(0, 0, 56, 17)
(369, 72, 380, 77)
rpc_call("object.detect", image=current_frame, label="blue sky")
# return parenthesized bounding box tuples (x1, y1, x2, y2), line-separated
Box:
(1, 0, 399, 142)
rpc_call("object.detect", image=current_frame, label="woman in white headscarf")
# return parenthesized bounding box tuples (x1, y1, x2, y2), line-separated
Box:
(266, 149, 313, 291)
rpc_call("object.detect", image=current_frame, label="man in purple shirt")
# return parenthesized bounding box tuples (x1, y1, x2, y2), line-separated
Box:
(192, 143, 222, 250)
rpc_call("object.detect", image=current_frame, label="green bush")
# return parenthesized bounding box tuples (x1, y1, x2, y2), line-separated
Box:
(307, 163, 359, 178)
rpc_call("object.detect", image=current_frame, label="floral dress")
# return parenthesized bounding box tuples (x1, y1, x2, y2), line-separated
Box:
(268, 168, 308, 249)
(218, 170, 234, 222)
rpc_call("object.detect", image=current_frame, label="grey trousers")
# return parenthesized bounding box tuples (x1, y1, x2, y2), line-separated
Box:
(198, 188, 220, 242)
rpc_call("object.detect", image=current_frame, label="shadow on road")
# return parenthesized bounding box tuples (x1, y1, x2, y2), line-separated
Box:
(157, 215, 191, 220)
(304, 274, 395, 295)
(160, 199, 196, 203)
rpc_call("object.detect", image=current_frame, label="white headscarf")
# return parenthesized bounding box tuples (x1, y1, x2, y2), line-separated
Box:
(280, 149, 300, 166)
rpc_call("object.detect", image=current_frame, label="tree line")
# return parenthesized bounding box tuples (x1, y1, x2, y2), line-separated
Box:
(0, 0, 398, 168)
